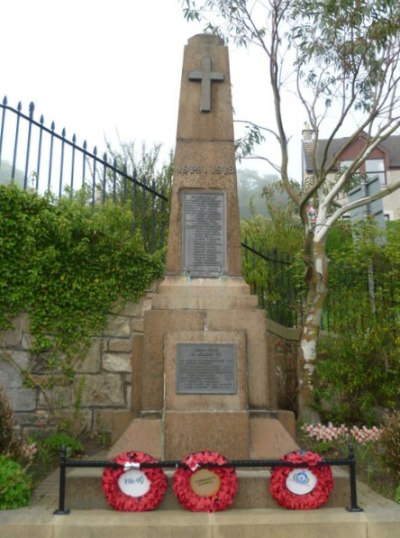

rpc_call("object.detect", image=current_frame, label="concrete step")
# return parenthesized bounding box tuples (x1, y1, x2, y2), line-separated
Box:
(64, 466, 352, 511)
(1, 506, 392, 538)
(151, 293, 258, 310)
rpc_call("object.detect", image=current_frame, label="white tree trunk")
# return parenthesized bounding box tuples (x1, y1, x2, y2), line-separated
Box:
(298, 237, 328, 420)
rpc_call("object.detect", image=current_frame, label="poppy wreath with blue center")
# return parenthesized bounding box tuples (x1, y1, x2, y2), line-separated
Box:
(270, 450, 333, 510)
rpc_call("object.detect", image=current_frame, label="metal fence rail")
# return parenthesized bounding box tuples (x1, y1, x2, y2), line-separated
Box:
(53, 445, 362, 514)
(241, 239, 400, 330)
(241, 240, 305, 328)
(0, 97, 169, 252)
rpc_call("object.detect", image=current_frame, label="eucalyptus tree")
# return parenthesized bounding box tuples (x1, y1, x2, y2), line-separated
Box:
(182, 0, 400, 416)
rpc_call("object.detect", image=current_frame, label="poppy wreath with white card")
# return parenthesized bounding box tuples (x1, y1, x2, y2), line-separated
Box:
(102, 451, 167, 511)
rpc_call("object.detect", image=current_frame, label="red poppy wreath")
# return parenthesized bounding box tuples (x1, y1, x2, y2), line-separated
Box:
(270, 450, 333, 510)
(172, 450, 238, 512)
(102, 451, 168, 511)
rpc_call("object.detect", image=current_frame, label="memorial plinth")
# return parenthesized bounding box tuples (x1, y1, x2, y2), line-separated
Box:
(109, 34, 297, 462)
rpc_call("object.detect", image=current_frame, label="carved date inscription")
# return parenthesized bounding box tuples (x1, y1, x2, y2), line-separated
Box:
(176, 344, 237, 394)
(176, 164, 234, 175)
(182, 191, 226, 277)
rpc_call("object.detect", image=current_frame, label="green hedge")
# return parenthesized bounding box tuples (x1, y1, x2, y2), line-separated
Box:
(0, 184, 164, 379)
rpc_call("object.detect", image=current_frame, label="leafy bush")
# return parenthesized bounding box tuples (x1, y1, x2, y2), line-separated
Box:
(395, 484, 400, 504)
(310, 220, 400, 425)
(0, 387, 23, 460)
(381, 412, 400, 477)
(39, 432, 84, 459)
(313, 318, 400, 425)
(0, 455, 31, 509)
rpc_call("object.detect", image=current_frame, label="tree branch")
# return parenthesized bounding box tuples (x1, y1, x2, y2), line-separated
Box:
(315, 180, 400, 242)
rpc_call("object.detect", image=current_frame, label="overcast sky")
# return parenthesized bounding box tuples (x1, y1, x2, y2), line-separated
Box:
(1, 0, 304, 180)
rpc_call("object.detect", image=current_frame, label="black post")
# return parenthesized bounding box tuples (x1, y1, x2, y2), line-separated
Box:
(346, 444, 363, 512)
(53, 445, 70, 515)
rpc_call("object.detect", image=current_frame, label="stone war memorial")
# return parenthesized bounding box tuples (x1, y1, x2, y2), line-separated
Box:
(4, 33, 400, 538)
(108, 34, 297, 461)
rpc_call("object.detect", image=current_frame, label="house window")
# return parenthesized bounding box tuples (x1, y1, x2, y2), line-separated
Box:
(365, 159, 386, 185)
(340, 159, 386, 186)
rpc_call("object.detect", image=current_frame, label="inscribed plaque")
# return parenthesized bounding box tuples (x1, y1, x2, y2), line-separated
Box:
(176, 343, 237, 394)
(182, 191, 226, 277)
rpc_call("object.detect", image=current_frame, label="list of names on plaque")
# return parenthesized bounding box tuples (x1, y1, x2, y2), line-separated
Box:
(183, 191, 226, 277)
(176, 343, 237, 394)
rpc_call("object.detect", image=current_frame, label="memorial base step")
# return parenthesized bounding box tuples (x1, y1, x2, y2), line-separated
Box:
(64, 466, 352, 511)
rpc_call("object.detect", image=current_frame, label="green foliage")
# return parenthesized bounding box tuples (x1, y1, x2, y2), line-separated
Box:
(381, 412, 400, 477)
(312, 220, 400, 425)
(0, 455, 31, 509)
(314, 321, 400, 425)
(241, 181, 303, 252)
(241, 184, 304, 325)
(0, 387, 24, 460)
(104, 141, 173, 252)
(395, 485, 400, 504)
(291, 0, 400, 114)
(38, 432, 84, 459)
(0, 184, 164, 421)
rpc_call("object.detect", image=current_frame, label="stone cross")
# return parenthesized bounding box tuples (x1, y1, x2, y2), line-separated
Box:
(189, 57, 224, 112)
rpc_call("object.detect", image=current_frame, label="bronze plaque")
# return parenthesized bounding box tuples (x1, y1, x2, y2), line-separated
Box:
(182, 191, 226, 277)
(176, 343, 236, 394)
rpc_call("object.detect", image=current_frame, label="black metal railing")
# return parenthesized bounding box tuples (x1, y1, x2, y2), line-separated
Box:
(241, 240, 305, 328)
(241, 240, 400, 331)
(0, 97, 169, 253)
(53, 444, 363, 514)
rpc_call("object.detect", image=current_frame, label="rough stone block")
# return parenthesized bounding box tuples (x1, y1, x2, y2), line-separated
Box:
(103, 353, 132, 373)
(6, 387, 36, 411)
(116, 301, 143, 317)
(79, 339, 102, 373)
(0, 355, 27, 387)
(132, 318, 144, 332)
(103, 315, 130, 338)
(93, 409, 115, 434)
(107, 338, 132, 353)
(38, 385, 73, 409)
(80, 373, 125, 407)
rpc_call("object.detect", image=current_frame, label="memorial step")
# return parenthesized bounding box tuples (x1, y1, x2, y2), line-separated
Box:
(64, 464, 352, 511)
(154, 277, 259, 310)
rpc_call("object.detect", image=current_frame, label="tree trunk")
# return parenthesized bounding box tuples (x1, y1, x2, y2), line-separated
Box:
(298, 237, 329, 421)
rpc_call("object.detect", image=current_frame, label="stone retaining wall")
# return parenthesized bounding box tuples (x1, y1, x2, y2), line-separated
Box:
(0, 288, 155, 437)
